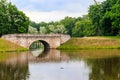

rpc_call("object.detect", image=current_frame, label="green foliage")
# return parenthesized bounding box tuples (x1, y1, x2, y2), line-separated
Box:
(40, 27, 47, 34)
(30, 21, 44, 32)
(30, 16, 94, 37)
(28, 26, 38, 34)
(88, 0, 120, 36)
(58, 37, 120, 50)
(72, 16, 94, 37)
(30, 21, 67, 34)
(88, 4, 103, 35)
(0, 39, 28, 52)
(46, 24, 67, 34)
(60, 17, 76, 36)
(0, 0, 29, 36)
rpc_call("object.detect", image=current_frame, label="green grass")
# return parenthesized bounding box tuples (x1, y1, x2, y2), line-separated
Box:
(0, 38, 28, 52)
(58, 36, 120, 50)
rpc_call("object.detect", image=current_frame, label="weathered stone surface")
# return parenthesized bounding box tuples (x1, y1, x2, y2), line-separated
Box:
(1, 34, 71, 49)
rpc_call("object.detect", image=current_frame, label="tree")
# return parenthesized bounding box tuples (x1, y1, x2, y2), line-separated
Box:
(60, 17, 76, 36)
(89, 0, 120, 36)
(107, 0, 120, 35)
(0, 0, 29, 36)
(28, 26, 38, 34)
(30, 21, 40, 33)
(38, 22, 47, 27)
(72, 16, 94, 37)
(46, 24, 67, 34)
(88, 4, 103, 35)
(0, 0, 10, 35)
(55, 24, 67, 34)
(40, 27, 47, 34)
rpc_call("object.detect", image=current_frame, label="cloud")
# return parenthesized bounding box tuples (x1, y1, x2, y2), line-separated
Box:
(24, 11, 84, 23)
(11, 0, 94, 12)
(11, 0, 105, 12)
(11, 0, 105, 23)
(97, 0, 106, 2)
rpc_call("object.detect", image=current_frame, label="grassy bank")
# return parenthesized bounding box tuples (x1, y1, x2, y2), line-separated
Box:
(0, 38, 28, 52)
(58, 36, 120, 50)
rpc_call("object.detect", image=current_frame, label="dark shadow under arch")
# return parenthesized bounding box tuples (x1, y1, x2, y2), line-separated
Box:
(29, 40, 50, 51)
(39, 40, 50, 51)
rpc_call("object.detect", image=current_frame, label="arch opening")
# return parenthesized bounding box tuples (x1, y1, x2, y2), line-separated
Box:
(29, 40, 50, 57)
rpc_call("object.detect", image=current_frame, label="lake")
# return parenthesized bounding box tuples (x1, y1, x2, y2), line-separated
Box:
(0, 49, 120, 80)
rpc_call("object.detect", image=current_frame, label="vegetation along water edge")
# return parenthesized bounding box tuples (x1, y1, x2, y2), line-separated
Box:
(0, 39, 28, 52)
(58, 36, 120, 50)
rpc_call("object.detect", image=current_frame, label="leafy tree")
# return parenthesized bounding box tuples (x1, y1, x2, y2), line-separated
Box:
(30, 21, 40, 32)
(40, 27, 47, 34)
(72, 17, 94, 37)
(60, 17, 76, 36)
(46, 24, 67, 34)
(72, 21, 84, 37)
(88, 4, 103, 35)
(28, 26, 38, 34)
(55, 24, 67, 34)
(0, 0, 10, 35)
(0, 0, 29, 36)
(38, 22, 47, 27)
(89, 0, 120, 36)
(106, 0, 120, 35)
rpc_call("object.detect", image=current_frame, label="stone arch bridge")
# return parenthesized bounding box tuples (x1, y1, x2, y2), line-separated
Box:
(2, 34, 70, 49)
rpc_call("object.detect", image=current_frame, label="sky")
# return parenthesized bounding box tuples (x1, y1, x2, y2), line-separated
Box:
(10, 0, 105, 23)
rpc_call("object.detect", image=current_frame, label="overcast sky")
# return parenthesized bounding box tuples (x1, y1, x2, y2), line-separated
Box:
(10, 0, 105, 23)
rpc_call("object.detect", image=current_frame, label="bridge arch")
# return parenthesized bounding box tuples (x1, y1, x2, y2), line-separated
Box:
(29, 40, 50, 50)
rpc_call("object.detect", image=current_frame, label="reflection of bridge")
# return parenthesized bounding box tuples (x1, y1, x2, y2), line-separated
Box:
(2, 34, 70, 49)
(29, 49, 70, 62)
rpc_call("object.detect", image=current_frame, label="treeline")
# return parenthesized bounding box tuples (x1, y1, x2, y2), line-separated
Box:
(0, 0, 29, 37)
(29, 15, 94, 37)
(89, 0, 120, 36)
(30, 0, 120, 37)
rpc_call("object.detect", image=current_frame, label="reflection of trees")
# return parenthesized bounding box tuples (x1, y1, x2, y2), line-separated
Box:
(0, 52, 29, 80)
(0, 63, 29, 80)
(88, 57, 120, 80)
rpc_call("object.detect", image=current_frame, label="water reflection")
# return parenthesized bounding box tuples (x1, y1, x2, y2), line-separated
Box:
(88, 57, 120, 80)
(29, 49, 90, 80)
(0, 52, 29, 80)
(29, 49, 70, 62)
(0, 49, 120, 80)
(28, 60, 90, 80)
(30, 48, 45, 57)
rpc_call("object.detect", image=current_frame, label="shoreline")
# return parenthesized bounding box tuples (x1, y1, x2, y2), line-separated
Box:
(58, 37, 120, 50)
(0, 38, 28, 52)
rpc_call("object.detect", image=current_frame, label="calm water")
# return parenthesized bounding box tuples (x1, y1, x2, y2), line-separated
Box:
(0, 49, 120, 80)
